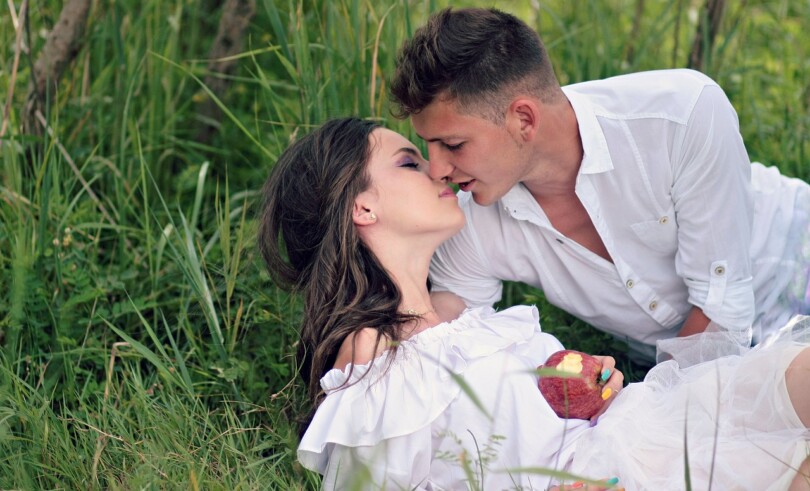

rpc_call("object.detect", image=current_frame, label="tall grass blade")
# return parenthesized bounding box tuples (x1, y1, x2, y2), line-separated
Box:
(150, 52, 275, 159)
(177, 212, 228, 362)
(161, 311, 195, 397)
(683, 399, 692, 491)
(102, 319, 176, 386)
(190, 161, 209, 234)
(445, 370, 492, 421)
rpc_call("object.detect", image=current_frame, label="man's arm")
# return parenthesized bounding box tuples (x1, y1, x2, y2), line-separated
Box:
(677, 306, 711, 337)
(672, 80, 755, 334)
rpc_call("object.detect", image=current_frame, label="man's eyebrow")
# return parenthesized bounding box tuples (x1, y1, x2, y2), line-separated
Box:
(415, 133, 457, 143)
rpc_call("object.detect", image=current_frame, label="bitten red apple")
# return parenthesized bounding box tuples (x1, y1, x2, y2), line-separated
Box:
(538, 349, 604, 419)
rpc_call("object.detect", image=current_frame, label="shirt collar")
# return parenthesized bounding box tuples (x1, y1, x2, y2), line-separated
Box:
(499, 183, 550, 226)
(562, 87, 614, 175)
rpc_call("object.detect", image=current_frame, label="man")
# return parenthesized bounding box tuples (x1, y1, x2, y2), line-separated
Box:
(390, 7, 810, 361)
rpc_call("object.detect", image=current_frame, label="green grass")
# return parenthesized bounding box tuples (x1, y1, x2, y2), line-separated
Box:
(1, 0, 809, 487)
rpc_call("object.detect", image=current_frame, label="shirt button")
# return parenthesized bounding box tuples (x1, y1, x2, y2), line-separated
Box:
(714, 266, 725, 276)
(658, 216, 669, 225)
(649, 300, 658, 311)
(625, 279, 635, 289)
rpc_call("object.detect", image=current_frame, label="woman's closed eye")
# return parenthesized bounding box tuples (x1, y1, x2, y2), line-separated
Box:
(399, 158, 420, 169)
(443, 142, 464, 152)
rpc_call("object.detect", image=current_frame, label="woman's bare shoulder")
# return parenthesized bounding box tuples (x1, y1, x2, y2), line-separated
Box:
(333, 328, 390, 370)
(431, 290, 468, 322)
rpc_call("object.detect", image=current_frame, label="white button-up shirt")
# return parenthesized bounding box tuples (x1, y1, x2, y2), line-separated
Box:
(430, 69, 809, 349)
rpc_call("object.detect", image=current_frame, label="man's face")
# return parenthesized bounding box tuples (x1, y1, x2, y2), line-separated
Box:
(411, 97, 526, 207)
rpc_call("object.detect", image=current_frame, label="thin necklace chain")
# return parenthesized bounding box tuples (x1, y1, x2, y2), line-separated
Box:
(405, 308, 435, 316)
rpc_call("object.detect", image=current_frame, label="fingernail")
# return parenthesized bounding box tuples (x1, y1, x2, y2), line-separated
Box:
(606, 477, 620, 485)
(589, 416, 599, 427)
(601, 387, 613, 400)
(601, 368, 611, 382)
(571, 482, 584, 489)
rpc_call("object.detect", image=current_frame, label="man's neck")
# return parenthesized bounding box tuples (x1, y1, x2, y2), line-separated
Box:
(521, 99, 583, 199)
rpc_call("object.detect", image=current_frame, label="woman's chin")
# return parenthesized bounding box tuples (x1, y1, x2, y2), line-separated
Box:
(438, 219, 466, 244)
(448, 215, 466, 237)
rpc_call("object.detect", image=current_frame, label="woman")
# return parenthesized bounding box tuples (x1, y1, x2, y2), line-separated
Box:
(259, 118, 810, 490)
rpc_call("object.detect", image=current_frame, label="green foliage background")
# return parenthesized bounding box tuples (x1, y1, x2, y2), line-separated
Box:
(0, 0, 808, 487)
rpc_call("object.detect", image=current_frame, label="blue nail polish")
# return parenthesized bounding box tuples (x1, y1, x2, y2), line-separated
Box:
(601, 368, 611, 382)
(606, 477, 619, 485)
(589, 417, 598, 427)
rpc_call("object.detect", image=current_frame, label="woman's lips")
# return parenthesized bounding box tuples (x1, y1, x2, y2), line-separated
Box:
(440, 187, 457, 198)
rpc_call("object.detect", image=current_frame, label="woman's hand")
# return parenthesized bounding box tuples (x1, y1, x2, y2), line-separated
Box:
(590, 355, 624, 423)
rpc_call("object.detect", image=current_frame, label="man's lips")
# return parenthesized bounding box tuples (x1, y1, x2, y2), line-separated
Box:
(457, 179, 475, 192)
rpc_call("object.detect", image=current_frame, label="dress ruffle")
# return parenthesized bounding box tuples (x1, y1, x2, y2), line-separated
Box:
(298, 305, 541, 473)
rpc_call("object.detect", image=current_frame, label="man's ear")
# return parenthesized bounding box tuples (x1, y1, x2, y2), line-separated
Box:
(352, 192, 378, 226)
(507, 98, 540, 142)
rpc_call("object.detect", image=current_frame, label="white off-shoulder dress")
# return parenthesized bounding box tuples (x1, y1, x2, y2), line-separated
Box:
(298, 306, 810, 490)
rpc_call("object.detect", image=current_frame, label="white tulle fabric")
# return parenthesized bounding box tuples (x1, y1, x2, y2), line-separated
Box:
(655, 320, 752, 366)
(298, 307, 810, 490)
(572, 315, 810, 491)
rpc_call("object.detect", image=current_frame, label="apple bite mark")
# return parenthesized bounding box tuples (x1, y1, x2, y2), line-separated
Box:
(556, 353, 584, 374)
(538, 350, 605, 420)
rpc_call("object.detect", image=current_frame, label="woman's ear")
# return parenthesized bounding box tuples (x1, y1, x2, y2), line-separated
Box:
(352, 194, 378, 226)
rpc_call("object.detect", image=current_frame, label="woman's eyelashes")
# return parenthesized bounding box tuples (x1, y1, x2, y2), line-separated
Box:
(398, 158, 421, 169)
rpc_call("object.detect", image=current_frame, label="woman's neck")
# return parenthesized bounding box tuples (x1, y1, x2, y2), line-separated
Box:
(365, 234, 440, 335)
(332, 233, 446, 371)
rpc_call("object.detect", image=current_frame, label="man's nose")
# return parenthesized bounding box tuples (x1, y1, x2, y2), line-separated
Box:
(427, 147, 453, 181)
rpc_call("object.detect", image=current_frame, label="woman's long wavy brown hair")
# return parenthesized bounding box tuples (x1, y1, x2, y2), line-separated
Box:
(258, 118, 418, 408)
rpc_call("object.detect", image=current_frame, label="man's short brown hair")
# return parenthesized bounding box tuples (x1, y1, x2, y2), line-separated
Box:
(390, 7, 562, 121)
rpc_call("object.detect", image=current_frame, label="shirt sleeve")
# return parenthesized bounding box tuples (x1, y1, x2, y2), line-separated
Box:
(672, 83, 755, 333)
(429, 196, 504, 308)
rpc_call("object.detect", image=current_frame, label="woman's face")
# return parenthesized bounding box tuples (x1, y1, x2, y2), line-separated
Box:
(356, 128, 465, 240)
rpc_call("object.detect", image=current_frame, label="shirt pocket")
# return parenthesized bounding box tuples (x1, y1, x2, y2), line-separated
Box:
(629, 208, 678, 254)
